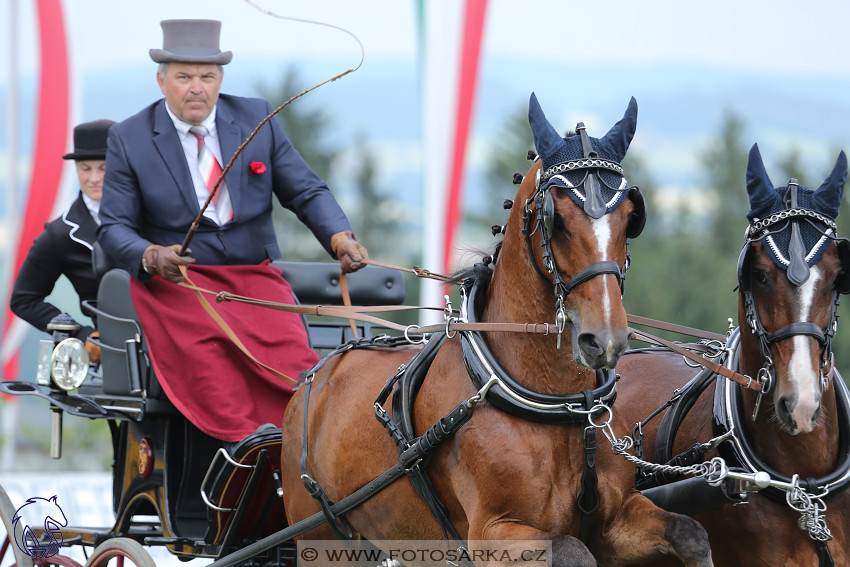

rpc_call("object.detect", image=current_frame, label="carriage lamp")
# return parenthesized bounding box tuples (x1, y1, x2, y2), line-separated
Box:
(38, 314, 90, 391)
(50, 338, 90, 391)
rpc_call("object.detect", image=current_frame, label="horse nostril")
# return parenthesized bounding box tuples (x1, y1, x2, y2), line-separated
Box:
(578, 333, 603, 358)
(777, 396, 799, 429)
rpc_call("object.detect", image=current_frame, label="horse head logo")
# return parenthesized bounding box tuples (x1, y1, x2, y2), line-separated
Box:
(12, 495, 67, 559)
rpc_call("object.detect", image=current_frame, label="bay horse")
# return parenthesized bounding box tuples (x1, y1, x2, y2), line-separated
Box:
(616, 144, 850, 566)
(281, 94, 715, 566)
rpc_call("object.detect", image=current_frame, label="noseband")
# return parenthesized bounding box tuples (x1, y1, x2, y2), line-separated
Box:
(521, 125, 643, 348)
(738, 184, 842, 396)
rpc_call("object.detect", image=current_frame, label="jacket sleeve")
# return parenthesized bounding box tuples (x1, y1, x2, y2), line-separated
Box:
(98, 126, 155, 277)
(264, 101, 353, 257)
(9, 226, 95, 340)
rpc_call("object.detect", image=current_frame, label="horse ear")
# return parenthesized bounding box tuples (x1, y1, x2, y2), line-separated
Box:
(813, 150, 847, 220)
(601, 97, 638, 162)
(746, 144, 775, 218)
(528, 92, 564, 160)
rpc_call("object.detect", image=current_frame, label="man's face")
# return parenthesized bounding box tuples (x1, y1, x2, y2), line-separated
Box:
(157, 62, 223, 125)
(75, 160, 106, 201)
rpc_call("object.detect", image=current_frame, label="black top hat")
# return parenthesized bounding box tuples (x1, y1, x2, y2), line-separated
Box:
(62, 119, 116, 160)
(149, 19, 233, 65)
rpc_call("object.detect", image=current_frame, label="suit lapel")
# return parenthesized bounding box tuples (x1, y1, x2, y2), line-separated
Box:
(216, 101, 242, 218)
(152, 101, 201, 214)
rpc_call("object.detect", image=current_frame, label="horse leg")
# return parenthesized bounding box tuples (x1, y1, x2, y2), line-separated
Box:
(598, 493, 713, 566)
(471, 521, 596, 567)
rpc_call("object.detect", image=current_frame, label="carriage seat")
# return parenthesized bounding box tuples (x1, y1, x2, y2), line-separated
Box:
(86, 267, 171, 404)
(273, 260, 406, 350)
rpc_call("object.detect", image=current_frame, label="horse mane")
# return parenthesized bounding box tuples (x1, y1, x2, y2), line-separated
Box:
(447, 242, 502, 316)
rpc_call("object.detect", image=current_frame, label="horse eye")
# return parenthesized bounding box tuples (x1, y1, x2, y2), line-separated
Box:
(553, 213, 566, 233)
(754, 271, 769, 286)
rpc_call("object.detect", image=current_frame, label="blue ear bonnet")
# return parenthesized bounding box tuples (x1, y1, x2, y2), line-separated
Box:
(528, 93, 638, 219)
(748, 183, 834, 270)
(745, 143, 847, 285)
(543, 133, 627, 204)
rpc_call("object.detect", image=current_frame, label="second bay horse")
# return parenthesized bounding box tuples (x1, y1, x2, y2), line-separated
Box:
(617, 144, 850, 566)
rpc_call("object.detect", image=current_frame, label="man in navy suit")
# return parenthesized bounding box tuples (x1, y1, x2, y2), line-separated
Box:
(11, 119, 116, 363)
(99, 19, 367, 283)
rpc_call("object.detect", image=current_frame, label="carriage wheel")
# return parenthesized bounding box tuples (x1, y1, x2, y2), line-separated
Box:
(83, 539, 156, 567)
(34, 555, 84, 567)
(0, 484, 34, 567)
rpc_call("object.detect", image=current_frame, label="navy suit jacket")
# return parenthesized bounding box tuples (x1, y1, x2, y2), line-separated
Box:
(98, 94, 352, 275)
(10, 192, 98, 340)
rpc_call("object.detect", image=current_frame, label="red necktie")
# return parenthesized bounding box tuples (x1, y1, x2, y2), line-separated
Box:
(190, 125, 232, 223)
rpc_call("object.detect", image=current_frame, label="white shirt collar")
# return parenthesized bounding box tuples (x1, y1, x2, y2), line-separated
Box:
(82, 192, 101, 225)
(164, 102, 218, 140)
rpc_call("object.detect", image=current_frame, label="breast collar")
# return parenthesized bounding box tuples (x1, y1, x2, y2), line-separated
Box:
(459, 276, 618, 423)
(713, 329, 850, 502)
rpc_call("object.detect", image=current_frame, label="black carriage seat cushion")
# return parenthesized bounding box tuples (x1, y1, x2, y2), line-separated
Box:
(96, 267, 167, 400)
(272, 260, 405, 306)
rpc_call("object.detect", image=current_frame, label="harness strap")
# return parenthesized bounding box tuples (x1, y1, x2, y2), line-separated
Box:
(300, 375, 354, 540)
(339, 271, 359, 338)
(765, 321, 826, 344)
(209, 461, 411, 567)
(630, 327, 763, 392)
(179, 279, 561, 335)
(627, 314, 726, 342)
(577, 391, 599, 543)
(816, 539, 834, 567)
(559, 261, 622, 296)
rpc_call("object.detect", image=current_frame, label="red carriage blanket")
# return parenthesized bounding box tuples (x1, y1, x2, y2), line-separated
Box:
(129, 263, 318, 442)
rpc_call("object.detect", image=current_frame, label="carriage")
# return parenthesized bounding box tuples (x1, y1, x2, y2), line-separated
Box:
(0, 256, 406, 567)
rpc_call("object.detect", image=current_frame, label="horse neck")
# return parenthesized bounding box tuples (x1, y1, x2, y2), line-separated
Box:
(737, 300, 841, 478)
(479, 202, 597, 395)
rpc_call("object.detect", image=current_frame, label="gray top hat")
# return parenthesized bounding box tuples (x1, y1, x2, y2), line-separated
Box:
(62, 119, 116, 160)
(149, 19, 233, 65)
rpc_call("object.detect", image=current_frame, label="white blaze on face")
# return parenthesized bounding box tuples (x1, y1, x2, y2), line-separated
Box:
(591, 215, 614, 344)
(788, 265, 821, 431)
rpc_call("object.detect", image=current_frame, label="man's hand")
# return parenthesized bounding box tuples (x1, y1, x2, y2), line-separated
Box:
(142, 244, 195, 283)
(330, 231, 368, 274)
(85, 332, 101, 365)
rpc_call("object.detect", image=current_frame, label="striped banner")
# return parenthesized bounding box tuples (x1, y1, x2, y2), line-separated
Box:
(417, 0, 488, 323)
(1, 0, 72, 382)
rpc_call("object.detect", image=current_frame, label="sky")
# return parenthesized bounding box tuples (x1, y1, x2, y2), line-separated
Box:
(6, 0, 848, 78)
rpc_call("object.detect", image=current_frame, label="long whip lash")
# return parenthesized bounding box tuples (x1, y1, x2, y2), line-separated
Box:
(179, 1, 365, 256)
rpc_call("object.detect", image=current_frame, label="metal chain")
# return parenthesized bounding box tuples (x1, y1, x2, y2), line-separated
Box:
(540, 158, 624, 183)
(747, 208, 837, 238)
(586, 400, 835, 543)
(786, 475, 833, 542)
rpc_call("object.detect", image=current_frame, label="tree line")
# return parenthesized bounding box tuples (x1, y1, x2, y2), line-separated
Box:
(268, 71, 850, 369)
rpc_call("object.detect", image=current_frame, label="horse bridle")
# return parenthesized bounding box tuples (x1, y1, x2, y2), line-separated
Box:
(521, 124, 646, 348)
(737, 181, 849, 397)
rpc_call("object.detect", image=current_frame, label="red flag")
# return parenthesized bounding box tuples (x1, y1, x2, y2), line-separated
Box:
(1, 0, 71, 382)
